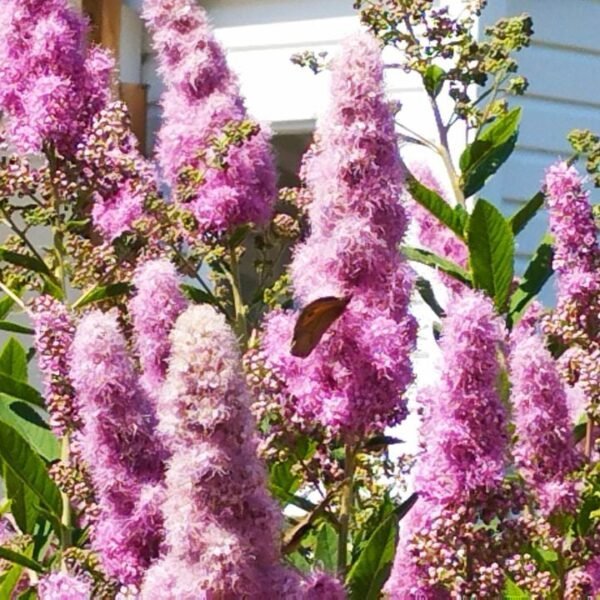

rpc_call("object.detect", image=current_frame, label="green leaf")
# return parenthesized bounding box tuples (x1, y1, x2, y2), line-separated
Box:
(0, 422, 62, 518)
(0, 547, 45, 573)
(314, 523, 338, 573)
(509, 191, 545, 236)
(3, 465, 39, 535)
(229, 223, 252, 248)
(73, 282, 132, 309)
(467, 199, 515, 310)
(0, 373, 45, 408)
(0, 248, 52, 276)
(507, 235, 554, 328)
(0, 296, 16, 320)
(460, 107, 522, 198)
(407, 176, 468, 239)
(346, 494, 418, 600)
(415, 277, 446, 318)
(181, 284, 216, 306)
(0, 322, 33, 335)
(402, 246, 472, 287)
(287, 551, 311, 573)
(0, 338, 28, 381)
(346, 515, 398, 600)
(0, 397, 59, 461)
(423, 64, 445, 98)
(503, 577, 531, 599)
(0, 564, 23, 597)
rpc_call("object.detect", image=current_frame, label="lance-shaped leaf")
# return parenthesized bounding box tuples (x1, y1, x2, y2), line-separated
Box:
(0, 338, 28, 381)
(467, 199, 515, 310)
(460, 107, 522, 198)
(402, 246, 472, 287)
(0, 547, 45, 573)
(0, 322, 33, 335)
(509, 191, 545, 236)
(0, 373, 45, 408)
(0, 422, 62, 518)
(423, 64, 445, 98)
(0, 397, 59, 461)
(314, 523, 338, 573)
(0, 248, 52, 277)
(346, 493, 418, 600)
(507, 235, 554, 328)
(407, 176, 468, 239)
(73, 282, 132, 310)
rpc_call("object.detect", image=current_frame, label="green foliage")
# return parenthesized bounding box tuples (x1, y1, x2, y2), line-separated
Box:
(314, 523, 338, 573)
(0, 423, 62, 521)
(407, 176, 469, 239)
(0, 338, 28, 381)
(72, 282, 132, 309)
(346, 494, 418, 600)
(509, 191, 545, 235)
(460, 107, 522, 198)
(507, 234, 554, 328)
(402, 246, 472, 286)
(467, 199, 515, 310)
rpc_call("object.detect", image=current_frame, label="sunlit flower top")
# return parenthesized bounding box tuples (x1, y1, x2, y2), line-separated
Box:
(262, 32, 416, 440)
(142, 0, 276, 234)
(0, 0, 112, 155)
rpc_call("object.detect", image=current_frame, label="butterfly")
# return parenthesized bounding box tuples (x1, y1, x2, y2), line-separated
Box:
(290, 295, 352, 358)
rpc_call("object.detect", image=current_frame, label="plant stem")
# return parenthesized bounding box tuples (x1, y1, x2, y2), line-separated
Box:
(228, 243, 248, 344)
(60, 434, 72, 558)
(584, 418, 594, 459)
(337, 444, 357, 576)
(0, 281, 26, 311)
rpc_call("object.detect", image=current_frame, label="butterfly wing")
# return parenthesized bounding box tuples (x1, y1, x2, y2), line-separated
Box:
(291, 296, 351, 358)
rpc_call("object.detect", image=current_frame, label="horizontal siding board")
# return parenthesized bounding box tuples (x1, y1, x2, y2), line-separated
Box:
(518, 96, 600, 155)
(518, 45, 600, 106)
(506, 0, 600, 51)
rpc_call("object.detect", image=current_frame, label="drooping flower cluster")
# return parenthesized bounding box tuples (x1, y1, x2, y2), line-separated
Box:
(386, 290, 509, 597)
(78, 102, 159, 243)
(130, 259, 187, 403)
(510, 322, 582, 515)
(30, 296, 77, 436)
(38, 570, 91, 600)
(142, 305, 344, 599)
(543, 162, 600, 415)
(142, 0, 276, 234)
(262, 32, 416, 439)
(0, 0, 112, 155)
(71, 311, 164, 586)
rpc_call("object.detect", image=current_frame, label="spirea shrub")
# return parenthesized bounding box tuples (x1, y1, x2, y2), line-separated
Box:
(0, 0, 598, 598)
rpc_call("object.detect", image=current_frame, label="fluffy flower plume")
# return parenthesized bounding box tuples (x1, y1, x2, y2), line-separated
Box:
(386, 291, 508, 597)
(510, 325, 582, 515)
(0, 0, 112, 155)
(130, 259, 187, 401)
(38, 571, 91, 600)
(143, 305, 342, 598)
(71, 311, 164, 585)
(142, 0, 276, 234)
(262, 32, 416, 439)
(543, 162, 600, 416)
(30, 296, 76, 435)
(545, 161, 598, 278)
(80, 102, 159, 243)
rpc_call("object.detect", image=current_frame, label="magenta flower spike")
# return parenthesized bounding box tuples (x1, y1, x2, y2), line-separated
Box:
(130, 259, 187, 403)
(262, 32, 416, 440)
(386, 290, 507, 597)
(142, 0, 276, 234)
(30, 296, 77, 436)
(71, 310, 164, 586)
(0, 0, 112, 155)
(143, 305, 344, 599)
(510, 325, 582, 515)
